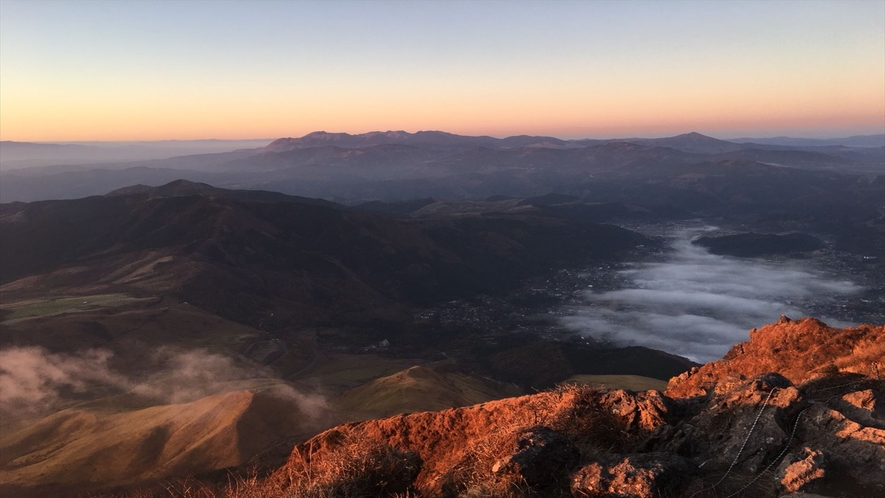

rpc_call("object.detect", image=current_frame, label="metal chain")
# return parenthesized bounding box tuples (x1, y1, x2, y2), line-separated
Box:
(689, 387, 779, 498)
(724, 405, 810, 498)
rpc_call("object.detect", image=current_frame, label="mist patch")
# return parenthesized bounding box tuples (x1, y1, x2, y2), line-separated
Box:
(560, 227, 860, 362)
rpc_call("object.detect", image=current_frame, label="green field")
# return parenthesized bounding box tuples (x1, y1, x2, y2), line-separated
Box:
(1, 294, 149, 323)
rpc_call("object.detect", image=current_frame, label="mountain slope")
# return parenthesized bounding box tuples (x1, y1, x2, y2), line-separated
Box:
(333, 364, 522, 419)
(1, 182, 649, 318)
(0, 385, 325, 496)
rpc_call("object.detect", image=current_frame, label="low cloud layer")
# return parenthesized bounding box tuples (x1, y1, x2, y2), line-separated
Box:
(561, 228, 860, 362)
(0, 346, 326, 421)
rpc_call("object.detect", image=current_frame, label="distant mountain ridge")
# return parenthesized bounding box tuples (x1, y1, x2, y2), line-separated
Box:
(2, 130, 882, 204)
(262, 130, 885, 154)
(263, 130, 570, 152)
(728, 134, 885, 148)
(106, 179, 340, 208)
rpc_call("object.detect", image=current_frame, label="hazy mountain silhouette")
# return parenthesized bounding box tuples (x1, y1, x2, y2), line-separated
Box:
(729, 133, 885, 147)
(3, 130, 882, 205)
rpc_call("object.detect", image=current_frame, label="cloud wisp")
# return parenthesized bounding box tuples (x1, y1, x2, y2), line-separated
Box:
(560, 228, 861, 362)
(0, 346, 327, 422)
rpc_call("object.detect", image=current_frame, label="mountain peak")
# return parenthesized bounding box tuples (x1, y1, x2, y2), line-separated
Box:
(106, 179, 217, 198)
(676, 131, 714, 139)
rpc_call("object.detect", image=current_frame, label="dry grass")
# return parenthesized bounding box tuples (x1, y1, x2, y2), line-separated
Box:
(436, 385, 637, 497)
(96, 449, 422, 498)
(439, 425, 548, 498)
(270, 430, 422, 498)
(546, 384, 645, 461)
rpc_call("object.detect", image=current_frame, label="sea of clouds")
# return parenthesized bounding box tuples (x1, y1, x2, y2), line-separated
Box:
(560, 228, 860, 362)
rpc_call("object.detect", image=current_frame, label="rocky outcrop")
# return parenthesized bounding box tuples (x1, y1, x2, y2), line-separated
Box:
(777, 447, 827, 494)
(653, 373, 802, 474)
(271, 319, 883, 497)
(666, 317, 883, 398)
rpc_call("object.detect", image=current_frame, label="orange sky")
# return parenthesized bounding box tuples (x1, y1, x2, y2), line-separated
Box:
(1, 1, 883, 141)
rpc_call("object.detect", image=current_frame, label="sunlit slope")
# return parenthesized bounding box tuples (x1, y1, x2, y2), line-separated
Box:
(0, 384, 324, 492)
(333, 364, 522, 419)
(0, 364, 525, 495)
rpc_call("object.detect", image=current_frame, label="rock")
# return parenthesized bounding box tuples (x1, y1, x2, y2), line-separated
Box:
(837, 388, 884, 427)
(660, 374, 800, 474)
(491, 426, 580, 489)
(570, 452, 697, 498)
(798, 400, 885, 487)
(777, 447, 827, 493)
(596, 388, 671, 431)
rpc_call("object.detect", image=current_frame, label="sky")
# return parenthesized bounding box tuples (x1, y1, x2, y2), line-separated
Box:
(1, 0, 883, 141)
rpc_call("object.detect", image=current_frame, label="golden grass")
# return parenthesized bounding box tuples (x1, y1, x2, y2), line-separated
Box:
(0, 386, 323, 492)
(333, 365, 522, 419)
(298, 353, 424, 388)
(93, 440, 424, 498)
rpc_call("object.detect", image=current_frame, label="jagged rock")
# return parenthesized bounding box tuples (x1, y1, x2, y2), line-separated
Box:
(596, 388, 671, 431)
(798, 398, 885, 487)
(659, 374, 800, 474)
(490, 426, 580, 488)
(777, 447, 827, 493)
(570, 452, 697, 498)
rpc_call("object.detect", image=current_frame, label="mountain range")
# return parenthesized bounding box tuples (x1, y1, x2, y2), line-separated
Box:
(1, 131, 882, 204)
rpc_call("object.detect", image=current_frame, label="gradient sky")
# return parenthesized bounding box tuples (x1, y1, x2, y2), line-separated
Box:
(1, 0, 883, 141)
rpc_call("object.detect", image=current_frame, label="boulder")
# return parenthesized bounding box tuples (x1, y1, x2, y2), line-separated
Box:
(570, 452, 697, 498)
(777, 447, 827, 493)
(798, 400, 885, 487)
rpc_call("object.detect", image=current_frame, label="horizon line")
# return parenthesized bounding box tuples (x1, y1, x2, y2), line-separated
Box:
(6, 129, 885, 145)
